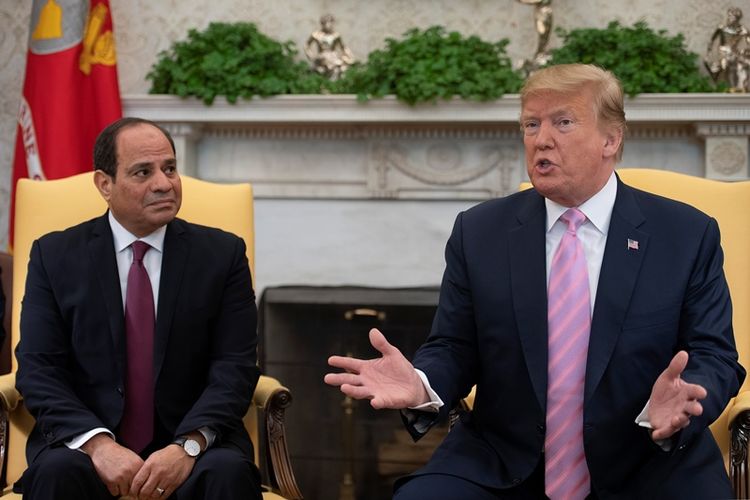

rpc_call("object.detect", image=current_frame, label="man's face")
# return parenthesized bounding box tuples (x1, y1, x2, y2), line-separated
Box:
(95, 123, 182, 237)
(521, 88, 620, 207)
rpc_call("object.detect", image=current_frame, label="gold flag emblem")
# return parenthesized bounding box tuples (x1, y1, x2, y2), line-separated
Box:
(79, 2, 116, 74)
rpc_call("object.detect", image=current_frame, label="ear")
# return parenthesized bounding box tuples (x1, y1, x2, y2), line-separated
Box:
(93, 170, 113, 202)
(602, 127, 623, 159)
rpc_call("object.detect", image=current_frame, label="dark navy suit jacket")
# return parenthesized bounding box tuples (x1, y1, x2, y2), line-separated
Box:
(16, 214, 260, 465)
(407, 178, 745, 498)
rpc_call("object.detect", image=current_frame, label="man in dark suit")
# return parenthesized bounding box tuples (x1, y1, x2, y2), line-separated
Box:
(325, 64, 745, 499)
(15, 117, 262, 499)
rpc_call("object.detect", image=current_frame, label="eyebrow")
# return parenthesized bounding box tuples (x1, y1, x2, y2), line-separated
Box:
(521, 107, 576, 122)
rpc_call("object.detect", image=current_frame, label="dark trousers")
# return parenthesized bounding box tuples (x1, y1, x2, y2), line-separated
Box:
(17, 444, 262, 500)
(394, 457, 548, 500)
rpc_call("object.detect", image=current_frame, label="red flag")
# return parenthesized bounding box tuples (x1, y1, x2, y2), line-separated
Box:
(10, 0, 122, 247)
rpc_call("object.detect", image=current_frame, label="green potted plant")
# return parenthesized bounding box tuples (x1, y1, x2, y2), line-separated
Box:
(545, 20, 720, 95)
(147, 21, 327, 104)
(335, 26, 524, 104)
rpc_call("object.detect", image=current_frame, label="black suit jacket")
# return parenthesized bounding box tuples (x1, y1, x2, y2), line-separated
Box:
(407, 178, 745, 498)
(16, 214, 260, 464)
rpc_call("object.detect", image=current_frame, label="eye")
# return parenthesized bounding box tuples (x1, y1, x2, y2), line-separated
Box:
(164, 164, 177, 175)
(557, 118, 574, 128)
(522, 121, 539, 135)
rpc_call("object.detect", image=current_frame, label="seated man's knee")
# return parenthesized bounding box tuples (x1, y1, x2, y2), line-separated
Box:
(178, 446, 261, 500)
(22, 447, 108, 498)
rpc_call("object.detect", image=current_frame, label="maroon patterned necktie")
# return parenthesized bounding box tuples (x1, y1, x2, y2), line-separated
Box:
(119, 240, 155, 452)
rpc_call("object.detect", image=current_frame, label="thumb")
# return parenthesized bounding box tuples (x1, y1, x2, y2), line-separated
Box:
(369, 328, 397, 357)
(665, 350, 689, 380)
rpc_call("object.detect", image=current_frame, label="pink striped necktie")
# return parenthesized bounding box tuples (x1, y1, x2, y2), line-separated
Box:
(545, 208, 591, 500)
(119, 240, 155, 452)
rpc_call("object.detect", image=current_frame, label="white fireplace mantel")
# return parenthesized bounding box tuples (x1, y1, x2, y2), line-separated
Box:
(121, 93, 750, 293)
(123, 93, 750, 200)
(124, 93, 750, 123)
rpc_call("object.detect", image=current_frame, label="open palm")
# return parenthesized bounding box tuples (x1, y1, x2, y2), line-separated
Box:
(324, 328, 428, 409)
(648, 350, 707, 441)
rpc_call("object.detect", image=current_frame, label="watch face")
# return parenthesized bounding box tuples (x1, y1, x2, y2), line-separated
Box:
(184, 439, 201, 457)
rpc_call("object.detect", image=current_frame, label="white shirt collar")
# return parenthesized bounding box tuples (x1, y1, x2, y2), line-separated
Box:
(545, 171, 617, 235)
(108, 211, 167, 254)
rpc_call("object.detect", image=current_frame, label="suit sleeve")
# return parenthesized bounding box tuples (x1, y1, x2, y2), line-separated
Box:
(173, 236, 260, 441)
(676, 217, 745, 447)
(16, 240, 109, 445)
(406, 212, 480, 436)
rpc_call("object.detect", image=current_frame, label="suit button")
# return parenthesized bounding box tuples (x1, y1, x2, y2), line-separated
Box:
(537, 424, 545, 434)
(116, 386, 124, 396)
(512, 478, 521, 485)
(678, 444, 687, 451)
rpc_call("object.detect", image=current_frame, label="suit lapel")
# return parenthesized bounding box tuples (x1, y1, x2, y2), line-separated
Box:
(509, 191, 549, 409)
(154, 219, 189, 380)
(585, 180, 649, 403)
(88, 214, 126, 378)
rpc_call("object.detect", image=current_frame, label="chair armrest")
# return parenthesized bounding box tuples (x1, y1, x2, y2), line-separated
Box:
(728, 391, 750, 498)
(0, 373, 17, 490)
(0, 374, 19, 412)
(254, 375, 303, 499)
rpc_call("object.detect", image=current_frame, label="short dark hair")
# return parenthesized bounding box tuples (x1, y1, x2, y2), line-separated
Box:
(93, 117, 176, 179)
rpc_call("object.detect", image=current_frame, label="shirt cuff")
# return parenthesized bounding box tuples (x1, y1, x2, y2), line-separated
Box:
(409, 369, 444, 412)
(635, 400, 672, 452)
(65, 428, 114, 451)
(198, 426, 216, 448)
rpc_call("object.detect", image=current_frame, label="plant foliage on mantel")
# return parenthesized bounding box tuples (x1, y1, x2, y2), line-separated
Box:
(547, 21, 719, 96)
(147, 22, 327, 104)
(147, 20, 722, 106)
(334, 26, 524, 104)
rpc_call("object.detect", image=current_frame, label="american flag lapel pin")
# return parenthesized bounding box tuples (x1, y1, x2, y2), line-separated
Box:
(627, 238, 639, 251)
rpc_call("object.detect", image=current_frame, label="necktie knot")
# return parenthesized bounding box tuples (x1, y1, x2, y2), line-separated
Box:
(131, 241, 150, 263)
(560, 208, 586, 233)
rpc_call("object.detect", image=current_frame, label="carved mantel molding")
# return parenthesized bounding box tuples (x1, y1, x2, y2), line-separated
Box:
(123, 94, 750, 199)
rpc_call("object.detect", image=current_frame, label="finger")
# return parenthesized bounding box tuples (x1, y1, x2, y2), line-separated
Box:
(327, 355, 364, 372)
(369, 328, 398, 357)
(324, 372, 362, 387)
(685, 382, 708, 401)
(130, 466, 150, 497)
(685, 400, 704, 417)
(340, 383, 374, 400)
(671, 413, 690, 429)
(106, 483, 119, 497)
(665, 350, 689, 379)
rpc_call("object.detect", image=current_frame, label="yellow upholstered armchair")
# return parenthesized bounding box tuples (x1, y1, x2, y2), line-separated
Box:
(0, 173, 303, 499)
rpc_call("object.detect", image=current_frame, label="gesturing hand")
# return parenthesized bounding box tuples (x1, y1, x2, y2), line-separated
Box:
(648, 350, 708, 441)
(324, 328, 429, 409)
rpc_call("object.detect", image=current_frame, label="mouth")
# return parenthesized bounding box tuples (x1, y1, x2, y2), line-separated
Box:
(535, 159, 555, 173)
(147, 199, 176, 208)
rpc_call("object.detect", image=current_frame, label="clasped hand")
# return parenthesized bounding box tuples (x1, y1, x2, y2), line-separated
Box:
(83, 434, 194, 499)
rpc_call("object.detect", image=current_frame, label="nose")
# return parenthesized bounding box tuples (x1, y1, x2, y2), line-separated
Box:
(151, 169, 173, 192)
(534, 122, 553, 150)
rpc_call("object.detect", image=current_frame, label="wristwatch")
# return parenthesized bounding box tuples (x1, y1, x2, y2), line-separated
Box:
(173, 436, 202, 458)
